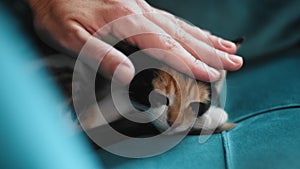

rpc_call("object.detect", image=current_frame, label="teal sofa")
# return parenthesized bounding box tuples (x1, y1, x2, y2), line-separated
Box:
(1, 0, 300, 169)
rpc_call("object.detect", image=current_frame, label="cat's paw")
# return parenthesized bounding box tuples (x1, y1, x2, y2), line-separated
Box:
(157, 106, 235, 135)
(195, 106, 228, 129)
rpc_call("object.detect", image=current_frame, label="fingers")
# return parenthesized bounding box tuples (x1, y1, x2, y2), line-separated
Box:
(144, 12, 243, 71)
(154, 9, 238, 54)
(67, 22, 135, 84)
(96, 40, 135, 84)
(175, 18, 238, 54)
(177, 34, 243, 70)
(111, 16, 220, 82)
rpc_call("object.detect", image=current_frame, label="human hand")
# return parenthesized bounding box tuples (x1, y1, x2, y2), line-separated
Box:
(27, 0, 243, 84)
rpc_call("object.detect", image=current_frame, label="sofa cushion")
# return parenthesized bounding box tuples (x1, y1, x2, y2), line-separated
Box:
(97, 1, 300, 169)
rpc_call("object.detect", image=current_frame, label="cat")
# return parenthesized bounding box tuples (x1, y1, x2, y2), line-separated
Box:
(128, 65, 231, 134)
(40, 36, 244, 140)
(128, 37, 244, 134)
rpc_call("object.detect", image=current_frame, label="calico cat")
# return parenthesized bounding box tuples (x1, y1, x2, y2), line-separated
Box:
(127, 37, 244, 134)
(128, 65, 230, 134)
(41, 36, 244, 138)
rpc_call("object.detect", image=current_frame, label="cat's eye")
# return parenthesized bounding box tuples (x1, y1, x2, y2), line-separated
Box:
(189, 102, 210, 117)
(149, 91, 169, 107)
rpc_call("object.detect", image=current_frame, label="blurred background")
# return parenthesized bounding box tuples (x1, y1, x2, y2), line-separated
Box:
(1, 0, 300, 169)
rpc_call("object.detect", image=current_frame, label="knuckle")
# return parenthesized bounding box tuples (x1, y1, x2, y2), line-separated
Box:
(216, 49, 228, 59)
(119, 5, 136, 15)
(161, 10, 176, 20)
(72, 27, 82, 38)
(64, 22, 81, 38)
(109, 1, 136, 16)
(161, 35, 178, 50)
(125, 16, 144, 28)
(57, 25, 80, 49)
(147, 47, 168, 61)
(174, 26, 187, 42)
(197, 27, 210, 39)
(155, 51, 168, 61)
(135, 0, 153, 12)
(64, 28, 75, 40)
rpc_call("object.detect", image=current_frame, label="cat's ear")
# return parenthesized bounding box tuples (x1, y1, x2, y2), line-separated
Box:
(129, 68, 162, 111)
(232, 36, 245, 48)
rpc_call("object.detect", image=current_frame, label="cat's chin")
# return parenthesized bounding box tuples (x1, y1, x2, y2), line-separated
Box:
(153, 106, 235, 135)
(193, 106, 228, 130)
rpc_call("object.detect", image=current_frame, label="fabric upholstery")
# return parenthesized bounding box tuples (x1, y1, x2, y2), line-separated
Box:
(0, 2, 103, 169)
(1, 0, 300, 169)
(98, 0, 300, 168)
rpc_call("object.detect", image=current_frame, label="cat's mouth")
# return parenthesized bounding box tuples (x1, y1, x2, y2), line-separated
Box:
(147, 105, 235, 135)
(190, 110, 236, 135)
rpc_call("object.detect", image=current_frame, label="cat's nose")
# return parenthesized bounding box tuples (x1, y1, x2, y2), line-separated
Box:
(167, 118, 182, 127)
(167, 119, 173, 126)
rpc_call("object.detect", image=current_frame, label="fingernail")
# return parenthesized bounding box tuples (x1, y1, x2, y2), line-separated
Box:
(229, 55, 243, 65)
(113, 64, 134, 84)
(219, 39, 235, 49)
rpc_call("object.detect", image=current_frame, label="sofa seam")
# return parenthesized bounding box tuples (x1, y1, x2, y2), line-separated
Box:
(221, 132, 231, 169)
(233, 104, 300, 123)
(221, 104, 300, 169)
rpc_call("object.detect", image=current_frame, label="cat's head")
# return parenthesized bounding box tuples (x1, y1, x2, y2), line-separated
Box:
(129, 67, 230, 134)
